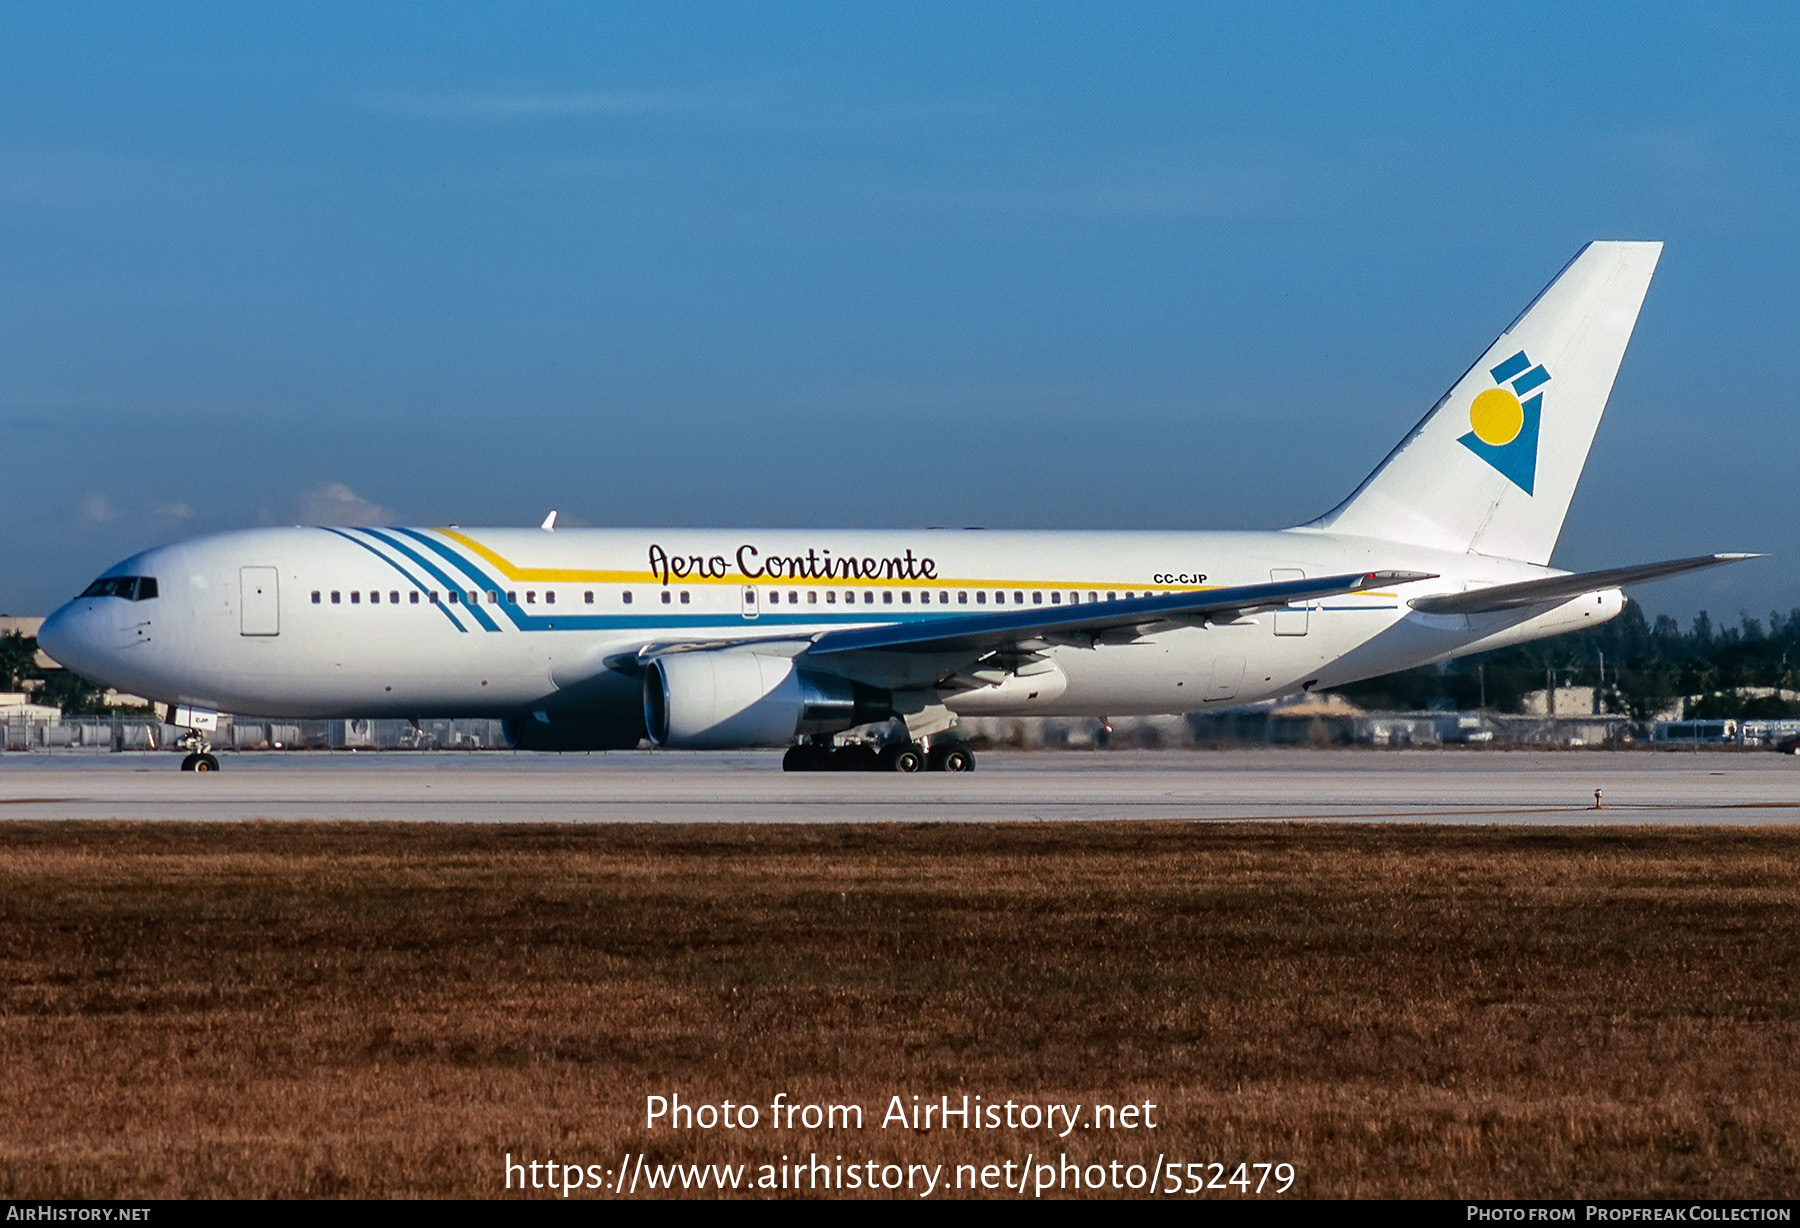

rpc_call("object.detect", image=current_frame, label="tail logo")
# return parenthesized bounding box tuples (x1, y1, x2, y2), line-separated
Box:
(1459, 350, 1549, 495)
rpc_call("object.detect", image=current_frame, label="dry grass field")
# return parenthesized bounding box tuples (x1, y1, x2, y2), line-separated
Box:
(0, 820, 1796, 1199)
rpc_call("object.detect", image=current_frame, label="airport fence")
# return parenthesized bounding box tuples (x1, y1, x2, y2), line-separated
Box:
(1, 714, 510, 753)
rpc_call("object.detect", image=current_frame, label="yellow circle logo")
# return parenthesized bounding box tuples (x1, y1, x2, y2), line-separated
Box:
(1469, 387, 1524, 446)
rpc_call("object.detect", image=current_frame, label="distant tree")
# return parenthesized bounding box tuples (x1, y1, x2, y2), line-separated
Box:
(36, 670, 108, 715)
(0, 633, 35, 692)
(1325, 598, 1800, 718)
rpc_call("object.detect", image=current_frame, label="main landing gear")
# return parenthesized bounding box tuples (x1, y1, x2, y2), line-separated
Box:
(782, 741, 975, 773)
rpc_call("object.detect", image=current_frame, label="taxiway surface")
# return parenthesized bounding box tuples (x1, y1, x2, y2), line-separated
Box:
(1, 748, 1796, 823)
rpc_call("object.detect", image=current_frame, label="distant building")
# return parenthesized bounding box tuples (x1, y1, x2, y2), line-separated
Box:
(1519, 686, 1604, 716)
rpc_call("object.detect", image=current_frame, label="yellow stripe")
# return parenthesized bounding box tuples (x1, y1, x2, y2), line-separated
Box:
(433, 528, 1397, 596)
(437, 528, 640, 583)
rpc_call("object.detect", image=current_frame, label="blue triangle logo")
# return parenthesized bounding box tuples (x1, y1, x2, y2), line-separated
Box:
(1458, 393, 1541, 495)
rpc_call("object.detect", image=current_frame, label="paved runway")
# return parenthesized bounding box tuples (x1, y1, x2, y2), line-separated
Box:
(1, 747, 1796, 824)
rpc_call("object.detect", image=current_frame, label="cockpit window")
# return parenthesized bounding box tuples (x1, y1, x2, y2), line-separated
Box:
(80, 576, 158, 601)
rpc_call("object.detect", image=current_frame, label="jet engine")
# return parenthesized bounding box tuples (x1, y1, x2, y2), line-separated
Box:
(644, 651, 892, 749)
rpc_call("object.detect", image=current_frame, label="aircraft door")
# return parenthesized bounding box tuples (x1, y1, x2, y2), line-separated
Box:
(1270, 568, 1308, 636)
(240, 567, 280, 636)
(740, 585, 760, 620)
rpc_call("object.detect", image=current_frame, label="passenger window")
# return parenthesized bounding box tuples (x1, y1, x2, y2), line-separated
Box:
(769, 591, 779, 604)
(526, 591, 536, 604)
(468, 591, 478, 605)
(584, 591, 593, 604)
(446, 591, 458, 604)
(506, 591, 517, 604)
(390, 591, 400, 604)
(369, 592, 379, 604)
(661, 591, 671, 604)
(863, 591, 874, 604)
(1033, 592, 1043, 604)
(409, 591, 419, 604)
(807, 591, 818, 604)
(311, 591, 321, 604)
(1050, 592, 1061, 605)
(430, 592, 440, 604)
(330, 592, 340, 604)
(623, 591, 633, 604)
(545, 591, 555, 605)
(901, 591, 912, 604)
(958, 591, 969, 605)
(1014, 592, 1023, 604)
(351, 592, 361, 604)
(976, 592, 987, 605)
(680, 591, 690, 604)
(788, 591, 797, 604)
(826, 591, 837, 604)
(882, 591, 894, 605)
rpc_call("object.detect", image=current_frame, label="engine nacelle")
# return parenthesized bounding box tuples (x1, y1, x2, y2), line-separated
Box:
(645, 651, 892, 749)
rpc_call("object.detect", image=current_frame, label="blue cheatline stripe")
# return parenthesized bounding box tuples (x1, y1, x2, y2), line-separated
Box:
(1510, 364, 1550, 395)
(358, 529, 501, 631)
(389, 528, 526, 629)
(1489, 351, 1531, 383)
(319, 528, 467, 632)
(363, 529, 1393, 636)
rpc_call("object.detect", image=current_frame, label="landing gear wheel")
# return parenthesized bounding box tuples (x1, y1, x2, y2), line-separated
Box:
(783, 746, 827, 772)
(181, 753, 220, 772)
(884, 744, 925, 773)
(929, 745, 975, 773)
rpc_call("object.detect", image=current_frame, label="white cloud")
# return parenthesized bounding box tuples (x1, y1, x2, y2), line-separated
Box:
(78, 494, 119, 524)
(297, 484, 396, 526)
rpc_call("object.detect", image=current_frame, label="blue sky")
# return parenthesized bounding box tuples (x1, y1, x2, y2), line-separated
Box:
(3, 3, 1796, 621)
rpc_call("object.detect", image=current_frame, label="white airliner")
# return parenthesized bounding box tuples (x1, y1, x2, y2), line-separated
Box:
(39, 241, 1755, 771)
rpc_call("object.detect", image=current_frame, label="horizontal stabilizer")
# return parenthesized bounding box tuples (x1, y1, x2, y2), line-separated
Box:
(1407, 554, 1760, 616)
(809, 570, 1436, 657)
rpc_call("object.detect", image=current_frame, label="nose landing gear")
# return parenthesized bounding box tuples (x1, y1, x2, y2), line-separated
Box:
(169, 713, 221, 772)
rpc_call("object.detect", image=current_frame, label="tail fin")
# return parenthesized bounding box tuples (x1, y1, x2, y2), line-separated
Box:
(1307, 241, 1662, 565)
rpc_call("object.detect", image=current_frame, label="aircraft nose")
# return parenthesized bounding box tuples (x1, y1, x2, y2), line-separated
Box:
(36, 601, 99, 676)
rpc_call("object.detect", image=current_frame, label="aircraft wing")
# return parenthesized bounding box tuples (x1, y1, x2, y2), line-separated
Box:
(804, 570, 1435, 657)
(1406, 553, 1760, 616)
